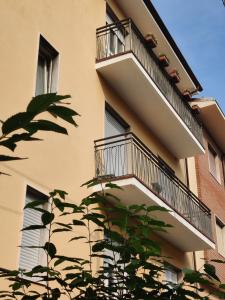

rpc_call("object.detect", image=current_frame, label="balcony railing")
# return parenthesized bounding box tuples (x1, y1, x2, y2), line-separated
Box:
(94, 133, 212, 240)
(96, 19, 203, 146)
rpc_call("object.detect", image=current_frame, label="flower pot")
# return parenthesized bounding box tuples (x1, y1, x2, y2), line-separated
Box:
(183, 90, 192, 101)
(145, 34, 157, 48)
(159, 54, 170, 67)
(170, 70, 180, 84)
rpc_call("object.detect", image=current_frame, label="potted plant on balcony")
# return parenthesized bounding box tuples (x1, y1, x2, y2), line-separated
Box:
(183, 90, 192, 101)
(145, 33, 157, 48)
(158, 54, 170, 67)
(169, 69, 180, 84)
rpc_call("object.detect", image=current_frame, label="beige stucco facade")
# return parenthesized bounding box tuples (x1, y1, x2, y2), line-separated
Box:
(0, 0, 216, 292)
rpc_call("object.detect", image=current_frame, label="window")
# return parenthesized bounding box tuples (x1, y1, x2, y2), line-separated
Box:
(104, 233, 127, 296)
(103, 105, 130, 177)
(35, 35, 59, 95)
(105, 4, 125, 57)
(105, 104, 129, 138)
(104, 235, 121, 287)
(106, 14, 125, 56)
(208, 144, 221, 183)
(19, 186, 48, 271)
(216, 218, 225, 257)
(165, 265, 180, 286)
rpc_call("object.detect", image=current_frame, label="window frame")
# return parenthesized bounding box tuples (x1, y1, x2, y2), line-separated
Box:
(164, 264, 181, 286)
(215, 216, 225, 257)
(208, 144, 221, 184)
(105, 5, 126, 57)
(19, 186, 49, 272)
(35, 35, 59, 96)
(105, 103, 130, 133)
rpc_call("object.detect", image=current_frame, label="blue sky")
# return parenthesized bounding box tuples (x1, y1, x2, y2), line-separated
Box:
(151, 0, 225, 112)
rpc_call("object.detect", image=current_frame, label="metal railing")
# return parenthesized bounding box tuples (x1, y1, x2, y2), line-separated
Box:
(96, 19, 203, 146)
(94, 133, 212, 240)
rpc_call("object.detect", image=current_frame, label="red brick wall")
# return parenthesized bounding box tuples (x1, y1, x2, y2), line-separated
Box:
(195, 130, 225, 281)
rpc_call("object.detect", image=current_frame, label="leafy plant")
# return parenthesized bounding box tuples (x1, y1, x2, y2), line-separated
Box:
(0, 95, 225, 299)
(0, 181, 225, 299)
(0, 93, 78, 169)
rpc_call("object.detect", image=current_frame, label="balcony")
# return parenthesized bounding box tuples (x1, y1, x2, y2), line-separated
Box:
(94, 133, 214, 251)
(96, 19, 204, 159)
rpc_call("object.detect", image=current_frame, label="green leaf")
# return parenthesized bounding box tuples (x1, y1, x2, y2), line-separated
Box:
(54, 257, 66, 267)
(24, 265, 53, 278)
(55, 190, 68, 199)
(63, 265, 82, 271)
(0, 270, 19, 277)
(54, 255, 83, 264)
(26, 93, 71, 114)
(41, 212, 54, 225)
(47, 106, 79, 126)
(83, 213, 105, 219)
(183, 268, 195, 275)
(105, 182, 122, 189)
(82, 214, 104, 226)
(0, 155, 26, 161)
(147, 205, 169, 212)
(22, 225, 46, 231)
(204, 263, 220, 282)
(51, 288, 60, 300)
(2, 112, 35, 135)
(92, 241, 105, 252)
(24, 120, 67, 135)
(55, 222, 72, 229)
(72, 220, 86, 226)
(10, 282, 22, 291)
(69, 236, 87, 242)
(44, 242, 57, 259)
(0, 294, 15, 299)
(21, 295, 40, 300)
(219, 284, 225, 289)
(183, 269, 210, 285)
(53, 198, 64, 212)
(24, 199, 48, 209)
(56, 277, 68, 287)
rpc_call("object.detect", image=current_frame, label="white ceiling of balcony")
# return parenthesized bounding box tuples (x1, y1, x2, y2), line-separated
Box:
(96, 54, 204, 158)
(114, 0, 200, 95)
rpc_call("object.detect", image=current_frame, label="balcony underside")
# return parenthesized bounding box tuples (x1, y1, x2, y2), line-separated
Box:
(94, 177, 215, 252)
(96, 53, 204, 158)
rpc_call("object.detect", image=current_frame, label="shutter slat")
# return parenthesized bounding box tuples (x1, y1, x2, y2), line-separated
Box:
(19, 192, 44, 271)
(105, 110, 126, 137)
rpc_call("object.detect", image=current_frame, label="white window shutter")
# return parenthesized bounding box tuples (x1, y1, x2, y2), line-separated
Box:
(19, 192, 43, 271)
(165, 268, 178, 284)
(105, 110, 126, 138)
(209, 147, 217, 178)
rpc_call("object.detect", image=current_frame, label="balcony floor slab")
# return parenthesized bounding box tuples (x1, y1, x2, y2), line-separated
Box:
(94, 177, 215, 252)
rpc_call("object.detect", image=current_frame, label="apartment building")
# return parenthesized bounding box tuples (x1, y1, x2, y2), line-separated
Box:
(0, 0, 218, 290)
(191, 99, 225, 282)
